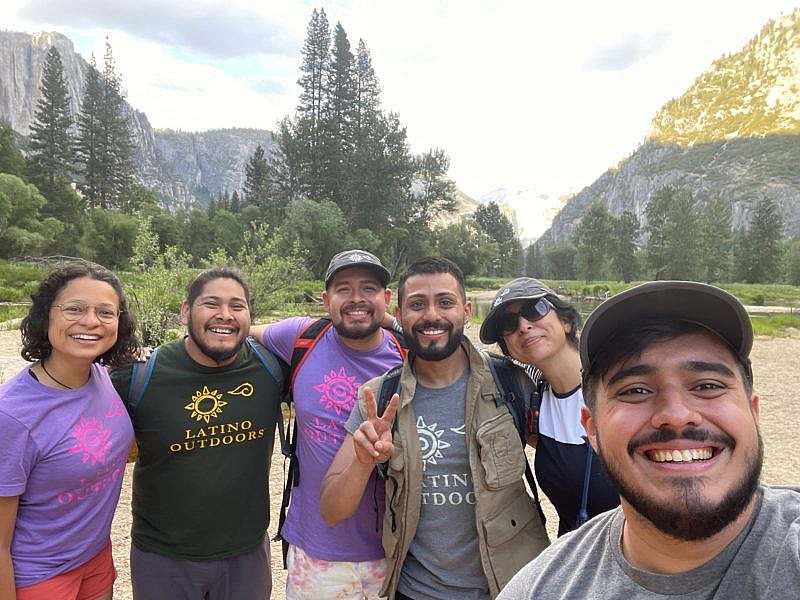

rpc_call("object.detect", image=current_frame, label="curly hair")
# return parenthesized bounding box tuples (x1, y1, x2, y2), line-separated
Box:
(20, 262, 139, 367)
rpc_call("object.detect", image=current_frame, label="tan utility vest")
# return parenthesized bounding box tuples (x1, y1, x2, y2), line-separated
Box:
(359, 340, 550, 599)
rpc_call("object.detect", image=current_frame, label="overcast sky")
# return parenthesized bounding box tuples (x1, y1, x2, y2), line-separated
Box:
(3, 0, 799, 202)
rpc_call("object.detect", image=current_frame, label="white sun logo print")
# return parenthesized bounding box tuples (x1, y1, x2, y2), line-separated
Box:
(417, 416, 451, 470)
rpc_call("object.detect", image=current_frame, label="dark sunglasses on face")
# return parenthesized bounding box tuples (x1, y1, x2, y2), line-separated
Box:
(498, 298, 552, 336)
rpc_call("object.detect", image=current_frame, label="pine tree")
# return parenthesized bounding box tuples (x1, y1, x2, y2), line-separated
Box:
(244, 145, 269, 205)
(475, 201, 518, 276)
(320, 22, 356, 206)
(296, 7, 331, 197)
(740, 197, 785, 282)
(645, 186, 672, 279)
(75, 57, 103, 207)
(699, 196, 733, 282)
(573, 200, 612, 281)
(29, 47, 74, 187)
(75, 40, 134, 209)
(610, 210, 639, 283)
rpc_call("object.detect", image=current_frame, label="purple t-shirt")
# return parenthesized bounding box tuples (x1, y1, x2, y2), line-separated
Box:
(264, 317, 403, 561)
(0, 364, 133, 587)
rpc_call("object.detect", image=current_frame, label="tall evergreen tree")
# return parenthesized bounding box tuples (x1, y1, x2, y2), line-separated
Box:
(610, 210, 639, 283)
(75, 57, 103, 207)
(645, 186, 672, 279)
(738, 197, 785, 283)
(296, 7, 331, 197)
(75, 41, 134, 209)
(29, 47, 74, 187)
(699, 196, 733, 282)
(645, 186, 702, 280)
(572, 200, 612, 282)
(320, 22, 356, 206)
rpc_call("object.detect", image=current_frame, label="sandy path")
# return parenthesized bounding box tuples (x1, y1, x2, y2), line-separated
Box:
(1, 329, 798, 599)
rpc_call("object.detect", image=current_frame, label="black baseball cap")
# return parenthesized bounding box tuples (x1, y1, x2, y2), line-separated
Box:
(324, 249, 391, 288)
(580, 281, 753, 377)
(480, 277, 558, 344)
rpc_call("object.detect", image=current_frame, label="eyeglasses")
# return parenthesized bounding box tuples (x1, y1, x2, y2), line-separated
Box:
(498, 298, 552, 336)
(54, 301, 122, 324)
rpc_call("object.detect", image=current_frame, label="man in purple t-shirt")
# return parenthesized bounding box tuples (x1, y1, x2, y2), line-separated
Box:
(251, 249, 403, 599)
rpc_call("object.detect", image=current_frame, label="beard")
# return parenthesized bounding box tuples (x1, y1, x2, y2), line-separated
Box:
(407, 320, 464, 361)
(596, 426, 763, 541)
(332, 303, 382, 340)
(187, 314, 246, 364)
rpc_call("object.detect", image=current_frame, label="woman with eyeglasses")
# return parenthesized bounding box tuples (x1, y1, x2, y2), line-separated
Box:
(479, 278, 619, 536)
(0, 262, 138, 600)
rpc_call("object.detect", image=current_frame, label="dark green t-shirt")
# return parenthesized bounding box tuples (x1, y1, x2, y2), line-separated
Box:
(111, 338, 281, 560)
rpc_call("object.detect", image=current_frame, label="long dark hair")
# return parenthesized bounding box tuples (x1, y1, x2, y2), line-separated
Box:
(20, 262, 139, 367)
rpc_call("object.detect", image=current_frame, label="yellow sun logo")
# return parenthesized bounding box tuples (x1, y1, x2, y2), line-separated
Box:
(184, 386, 227, 423)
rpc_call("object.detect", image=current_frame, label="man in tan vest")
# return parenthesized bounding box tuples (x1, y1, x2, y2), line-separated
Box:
(321, 257, 549, 600)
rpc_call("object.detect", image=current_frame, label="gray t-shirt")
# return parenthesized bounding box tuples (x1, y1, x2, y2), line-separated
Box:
(346, 368, 490, 600)
(498, 485, 800, 599)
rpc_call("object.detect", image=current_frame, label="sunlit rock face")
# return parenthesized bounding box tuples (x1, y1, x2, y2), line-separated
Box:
(539, 9, 800, 248)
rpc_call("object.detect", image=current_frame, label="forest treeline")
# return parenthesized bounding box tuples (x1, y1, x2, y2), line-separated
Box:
(1, 8, 798, 286)
(0, 9, 522, 280)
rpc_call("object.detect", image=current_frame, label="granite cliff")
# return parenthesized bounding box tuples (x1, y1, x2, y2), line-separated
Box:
(0, 30, 274, 208)
(538, 10, 800, 247)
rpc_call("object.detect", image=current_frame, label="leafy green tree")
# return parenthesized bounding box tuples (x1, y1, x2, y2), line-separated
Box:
(277, 198, 349, 278)
(573, 200, 612, 281)
(78, 209, 138, 269)
(435, 219, 498, 277)
(543, 242, 577, 279)
(475, 201, 520, 276)
(181, 209, 216, 265)
(699, 196, 733, 282)
(28, 47, 73, 188)
(0, 123, 27, 178)
(611, 210, 639, 283)
(0, 174, 63, 258)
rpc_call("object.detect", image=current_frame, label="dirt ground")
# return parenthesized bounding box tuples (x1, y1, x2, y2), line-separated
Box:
(1, 328, 798, 599)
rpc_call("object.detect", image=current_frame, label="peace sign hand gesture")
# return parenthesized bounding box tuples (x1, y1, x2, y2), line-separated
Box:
(353, 386, 399, 466)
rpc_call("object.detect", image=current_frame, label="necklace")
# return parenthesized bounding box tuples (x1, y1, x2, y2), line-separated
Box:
(41, 361, 73, 390)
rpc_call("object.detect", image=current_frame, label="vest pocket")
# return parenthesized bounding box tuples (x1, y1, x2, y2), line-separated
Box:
(476, 411, 526, 490)
(482, 491, 549, 590)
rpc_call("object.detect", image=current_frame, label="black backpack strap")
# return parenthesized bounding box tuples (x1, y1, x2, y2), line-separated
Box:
(125, 348, 159, 420)
(482, 351, 547, 527)
(374, 366, 402, 480)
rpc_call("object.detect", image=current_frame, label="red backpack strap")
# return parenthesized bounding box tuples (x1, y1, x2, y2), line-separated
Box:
(289, 317, 332, 388)
(385, 330, 408, 360)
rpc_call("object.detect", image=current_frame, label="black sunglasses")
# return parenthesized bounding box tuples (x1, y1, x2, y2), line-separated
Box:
(498, 298, 552, 336)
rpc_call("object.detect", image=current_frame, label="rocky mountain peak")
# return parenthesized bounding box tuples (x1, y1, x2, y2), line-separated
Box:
(648, 9, 800, 145)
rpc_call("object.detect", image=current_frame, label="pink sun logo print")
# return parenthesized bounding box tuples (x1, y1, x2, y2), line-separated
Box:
(314, 367, 358, 415)
(69, 416, 113, 465)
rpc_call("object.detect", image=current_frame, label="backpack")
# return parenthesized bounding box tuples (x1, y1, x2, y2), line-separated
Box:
(125, 336, 286, 420)
(273, 317, 407, 566)
(374, 350, 547, 527)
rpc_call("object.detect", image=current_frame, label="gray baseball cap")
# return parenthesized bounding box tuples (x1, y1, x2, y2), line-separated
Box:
(324, 249, 391, 288)
(479, 277, 558, 343)
(580, 280, 753, 376)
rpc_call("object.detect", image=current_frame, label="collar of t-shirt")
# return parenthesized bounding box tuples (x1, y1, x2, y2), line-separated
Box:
(609, 487, 764, 595)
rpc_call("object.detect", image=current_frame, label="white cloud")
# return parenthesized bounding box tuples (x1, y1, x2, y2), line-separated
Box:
(3, 0, 800, 201)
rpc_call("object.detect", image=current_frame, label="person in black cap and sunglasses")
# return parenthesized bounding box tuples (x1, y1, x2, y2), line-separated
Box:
(499, 281, 800, 599)
(480, 278, 619, 536)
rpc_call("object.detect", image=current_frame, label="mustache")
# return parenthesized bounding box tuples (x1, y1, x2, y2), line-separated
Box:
(412, 320, 453, 333)
(627, 427, 736, 456)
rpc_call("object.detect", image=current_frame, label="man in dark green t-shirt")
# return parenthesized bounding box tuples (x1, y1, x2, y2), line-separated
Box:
(112, 267, 282, 600)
